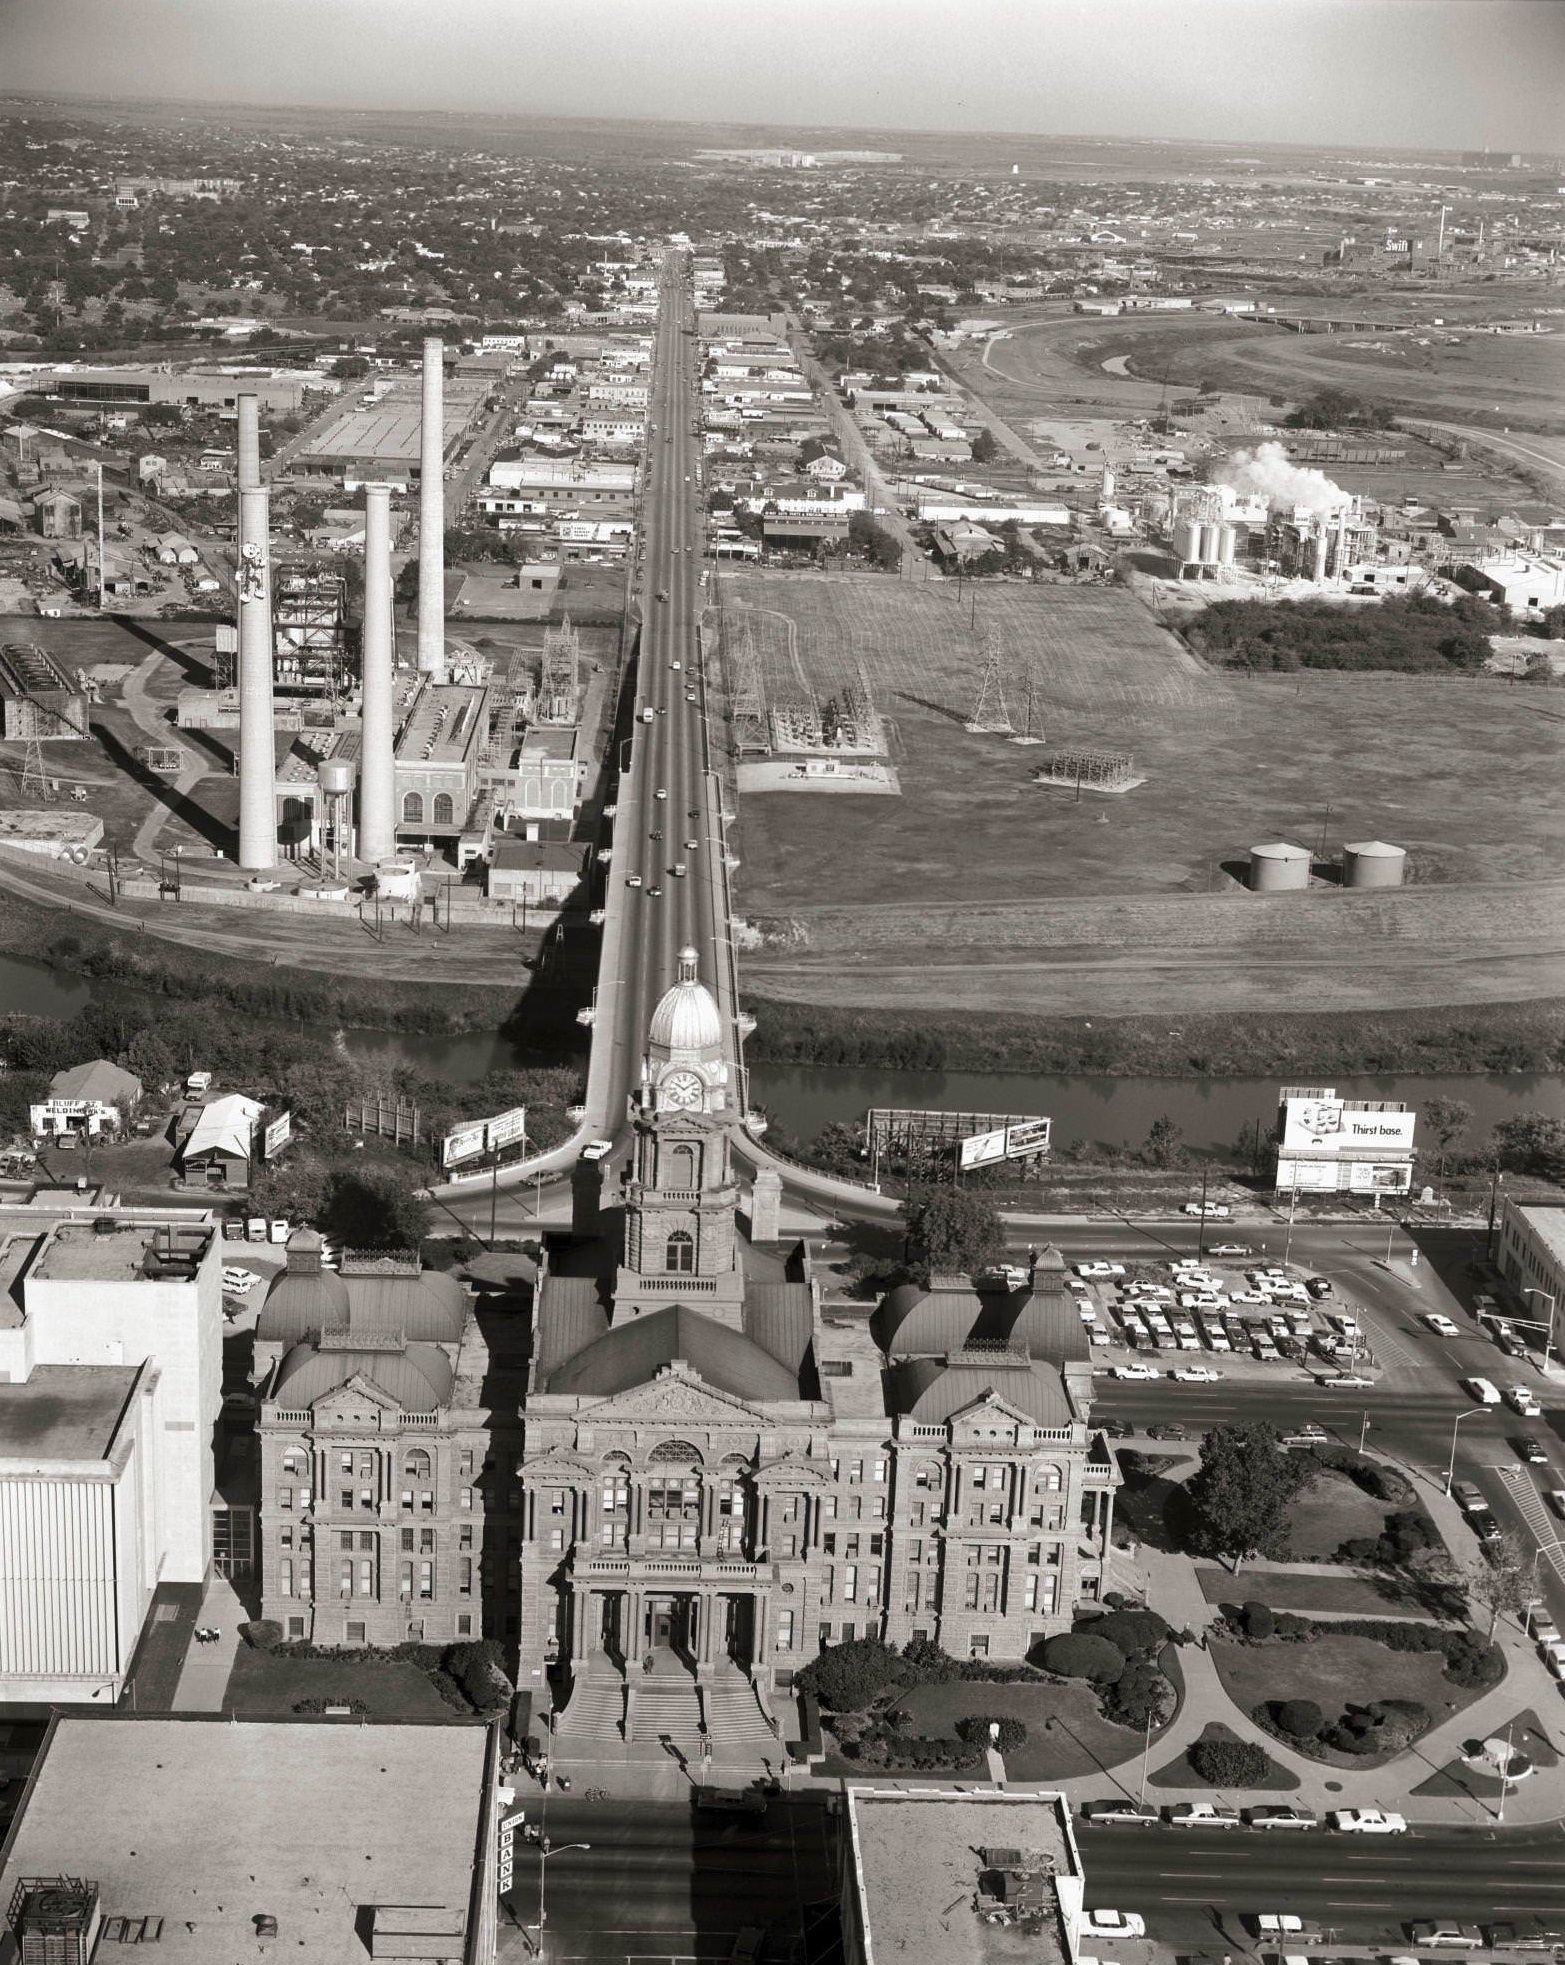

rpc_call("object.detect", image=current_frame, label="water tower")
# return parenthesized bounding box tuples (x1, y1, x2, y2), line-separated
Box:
(318, 757, 357, 879)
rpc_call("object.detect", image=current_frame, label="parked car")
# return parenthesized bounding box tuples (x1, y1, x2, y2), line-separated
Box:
(1329, 1808, 1407, 1834)
(1305, 1276, 1334, 1298)
(1209, 1243, 1252, 1256)
(1146, 1422, 1189, 1441)
(1167, 1802, 1240, 1828)
(1281, 1425, 1329, 1448)
(1550, 1489, 1565, 1519)
(1172, 1365, 1221, 1383)
(1113, 1363, 1158, 1381)
(1079, 1800, 1159, 1826)
(1408, 1924, 1484, 1949)
(1451, 1481, 1487, 1515)
(1083, 1910, 1147, 1938)
(1246, 1804, 1317, 1830)
(1471, 1509, 1503, 1543)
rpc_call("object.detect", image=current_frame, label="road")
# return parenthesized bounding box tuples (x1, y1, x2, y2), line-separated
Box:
(1079, 1821, 1565, 1926)
(497, 1794, 838, 1965)
(590, 251, 729, 1136)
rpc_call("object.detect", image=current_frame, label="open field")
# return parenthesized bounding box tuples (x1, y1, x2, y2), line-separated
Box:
(719, 569, 1565, 1018)
(965, 306, 1565, 436)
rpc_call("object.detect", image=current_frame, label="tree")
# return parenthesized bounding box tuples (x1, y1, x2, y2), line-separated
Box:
(1422, 1097, 1473, 1180)
(322, 1166, 430, 1252)
(795, 1636, 903, 1711)
(901, 1186, 1004, 1281)
(1492, 1113, 1565, 1183)
(970, 427, 1000, 464)
(1040, 1630, 1126, 1681)
(1187, 1734, 1273, 1787)
(1187, 1425, 1314, 1570)
(1142, 1114, 1185, 1170)
(1467, 1531, 1533, 1642)
(1273, 1697, 1324, 1740)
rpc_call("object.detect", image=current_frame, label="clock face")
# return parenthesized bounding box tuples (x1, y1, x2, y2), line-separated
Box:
(658, 1069, 704, 1112)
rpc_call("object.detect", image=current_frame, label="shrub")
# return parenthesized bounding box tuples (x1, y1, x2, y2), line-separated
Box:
(1241, 1600, 1276, 1641)
(900, 1637, 962, 1684)
(1273, 1698, 1324, 1739)
(1444, 1633, 1504, 1689)
(1092, 1607, 1172, 1657)
(1274, 1612, 1310, 1641)
(1101, 1658, 1174, 1730)
(797, 1636, 904, 1711)
(955, 1714, 1028, 1752)
(1187, 1735, 1274, 1787)
(1040, 1631, 1126, 1682)
(446, 1639, 513, 1714)
(240, 1619, 283, 1652)
(291, 1695, 368, 1715)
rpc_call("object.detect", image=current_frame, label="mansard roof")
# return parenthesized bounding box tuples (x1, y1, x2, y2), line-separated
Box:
(872, 1275, 1088, 1367)
(885, 1353, 1073, 1427)
(271, 1338, 454, 1413)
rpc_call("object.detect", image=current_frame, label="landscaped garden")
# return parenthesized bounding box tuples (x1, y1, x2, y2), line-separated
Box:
(1210, 1606, 1504, 1768)
(226, 1624, 514, 1721)
(801, 1610, 1184, 1782)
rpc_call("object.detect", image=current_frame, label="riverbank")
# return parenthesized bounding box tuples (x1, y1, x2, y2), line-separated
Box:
(3, 888, 538, 1040)
(746, 994, 1565, 1080)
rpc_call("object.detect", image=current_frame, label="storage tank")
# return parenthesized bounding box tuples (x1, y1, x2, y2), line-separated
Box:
(1247, 840, 1311, 892)
(1342, 839, 1407, 889)
(1172, 517, 1202, 564)
(1216, 523, 1237, 565)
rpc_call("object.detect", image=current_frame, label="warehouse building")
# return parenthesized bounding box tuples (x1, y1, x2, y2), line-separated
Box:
(0, 640, 87, 742)
(297, 373, 486, 484)
(39, 365, 315, 414)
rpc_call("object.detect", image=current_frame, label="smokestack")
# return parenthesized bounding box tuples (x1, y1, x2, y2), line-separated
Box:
(358, 484, 396, 864)
(417, 337, 446, 679)
(236, 485, 277, 869)
(1310, 527, 1329, 584)
(237, 393, 261, 495)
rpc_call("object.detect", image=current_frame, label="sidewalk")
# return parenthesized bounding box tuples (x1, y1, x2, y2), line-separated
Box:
(170, 1571, 247, 1711)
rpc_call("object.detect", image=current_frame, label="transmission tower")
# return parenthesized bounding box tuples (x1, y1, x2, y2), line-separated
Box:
(729, 619, 770, 753)
(20, 729, 52, 801)
(964, 624, 1013, 735)
(1009, 659, 1045, 745)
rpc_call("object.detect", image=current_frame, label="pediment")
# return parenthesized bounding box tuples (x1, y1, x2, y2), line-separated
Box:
(948, 1389, 1032, 1436)
(518, 1447, 600, 1482)
(754, 1451, 836, 1489)
(310, 1372, 398, 1417)
(585, 1364, 761, 1428)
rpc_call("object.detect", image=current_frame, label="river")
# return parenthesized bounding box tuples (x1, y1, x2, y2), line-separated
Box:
(3, 949, 1559, 1150)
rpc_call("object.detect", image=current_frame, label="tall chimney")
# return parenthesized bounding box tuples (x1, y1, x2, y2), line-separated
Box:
(236, 484, 277, 869)
(236, 392, 261, 495)
(358, 484, 396, 865)
(417, 337, 447, 679)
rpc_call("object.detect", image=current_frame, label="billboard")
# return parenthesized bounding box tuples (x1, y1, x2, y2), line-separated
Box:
(441, 1105, 528, 1170)
(1280, 1094, 1416, 1156)
(959, 1116, 1054, 1170)
(263, 1111, 292, 1160)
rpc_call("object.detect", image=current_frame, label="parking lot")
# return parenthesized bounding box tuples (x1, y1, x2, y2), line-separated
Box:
(1072, 1252, 1378, 1390)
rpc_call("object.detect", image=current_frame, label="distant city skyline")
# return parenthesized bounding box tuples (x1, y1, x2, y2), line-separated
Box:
(0, 0, 1559, 156)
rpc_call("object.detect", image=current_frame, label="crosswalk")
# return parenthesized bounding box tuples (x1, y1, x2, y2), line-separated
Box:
(1490, 1463, 1565, 1579)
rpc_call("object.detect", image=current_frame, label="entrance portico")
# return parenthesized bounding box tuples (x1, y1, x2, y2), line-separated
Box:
(566, 1574, 771, 1684)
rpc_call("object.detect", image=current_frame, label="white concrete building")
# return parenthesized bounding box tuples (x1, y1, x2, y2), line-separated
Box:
(0, 1205, 223, 1700)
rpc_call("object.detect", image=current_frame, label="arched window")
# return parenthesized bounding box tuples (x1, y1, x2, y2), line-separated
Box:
(665, 1229, 695, 1274)
(666, 1143, 697, 1191)
(433, 792, 455, 826)
(281, 1449, 306, 1478)
(402, 791, 424, 824)
(404, 1449, 431, 1482)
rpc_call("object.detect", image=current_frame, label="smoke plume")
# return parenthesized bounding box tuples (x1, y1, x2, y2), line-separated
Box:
(1213, 441, 1350, 515)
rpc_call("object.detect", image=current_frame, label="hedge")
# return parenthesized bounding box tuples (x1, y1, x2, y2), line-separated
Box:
(1187, 1735, 1274, 1786)
(1040, 1631, 1126, 1682)
(1272, 1697, 1324, 1740)
(955, 1714, 1028, 1752)
(1091, 1607, 1172, 1657)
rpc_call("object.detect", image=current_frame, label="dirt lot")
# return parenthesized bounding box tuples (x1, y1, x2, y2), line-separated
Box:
(719, 570, 1565, 1017)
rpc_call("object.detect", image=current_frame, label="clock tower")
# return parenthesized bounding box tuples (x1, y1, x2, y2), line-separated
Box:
(613, 947, 745, 1325)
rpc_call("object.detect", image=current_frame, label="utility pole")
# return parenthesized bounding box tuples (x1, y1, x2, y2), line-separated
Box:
(96, 462, 106, 611)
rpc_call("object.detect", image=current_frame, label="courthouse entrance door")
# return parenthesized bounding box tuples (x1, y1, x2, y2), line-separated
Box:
(645, 1595, 696, 1656)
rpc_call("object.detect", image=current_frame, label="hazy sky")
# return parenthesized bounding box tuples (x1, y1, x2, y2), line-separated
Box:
(1, 0, 1559, 153)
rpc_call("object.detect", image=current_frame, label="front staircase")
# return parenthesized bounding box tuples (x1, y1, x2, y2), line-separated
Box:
(553, 1672, 625, 1747)
(553, 1658, 784, 1771)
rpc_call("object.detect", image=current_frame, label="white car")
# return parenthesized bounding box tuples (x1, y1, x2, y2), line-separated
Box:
(1329, 1808, 1408, 1834)
(1230, 1290, 1269, 1306)
(626, 873, 643, 888)
(221, 1267, 257, 1294)
(654, 787, 668, 801)
(1320, 1373, 1375, 1388)
(1082, 1911, 1147, 1939)
(1113, 1363, 1158, 1380)
(1172, 1365, 1221, 1382)
(1210, 1243, 1252, 1256)
(1465, 1376, 1501, 1405)
(1506, 1385, 1542, 1417)
(1167, 1801, 1240, 1828)
(1424, 1313, 1460, 1337)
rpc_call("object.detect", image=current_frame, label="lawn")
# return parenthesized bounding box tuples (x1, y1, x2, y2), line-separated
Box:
(1412, 1706, 1559, 1800)
(821, 1676, 1155, 1783)
(223, 1647, 459, 1719)
(1279, 1470, 1396, 1561)
(1196, 1566, 1436, 1617)
(1210, 1630, 1499, 1768)
(1150, 1720, 1298, 1792)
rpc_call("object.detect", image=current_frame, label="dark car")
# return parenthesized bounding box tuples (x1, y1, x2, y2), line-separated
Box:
(694, 1785, 767, 1818)
(1471, 1509, 1503, 1543)
(1147, 1422, 1189, 1442)
(1516, 1436, 1550, 1465)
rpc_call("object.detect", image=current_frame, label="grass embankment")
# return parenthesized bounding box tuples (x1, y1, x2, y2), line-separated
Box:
(747, 994, 1565, 1079)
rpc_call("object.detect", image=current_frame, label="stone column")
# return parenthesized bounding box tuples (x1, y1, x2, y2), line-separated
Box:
(751, 1591, 769, 1670)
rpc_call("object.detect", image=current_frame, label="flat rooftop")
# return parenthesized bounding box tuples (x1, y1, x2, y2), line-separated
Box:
(31, 1216, 212, 1284)
(0, 1717, 491, 1965)
(1515, 1205, 1565, 1273)
(847, 1785, 1075, 1965)
(396, 681, 488, 766)
(0, 1363, 138, 1462)
(814, 1313, 887, 1422)
(301, 382, 480, 467)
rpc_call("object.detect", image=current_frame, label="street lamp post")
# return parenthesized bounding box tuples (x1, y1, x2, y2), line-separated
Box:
(1444, 1406, 1487, 1496)
(532, 1839, 591, 1962)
